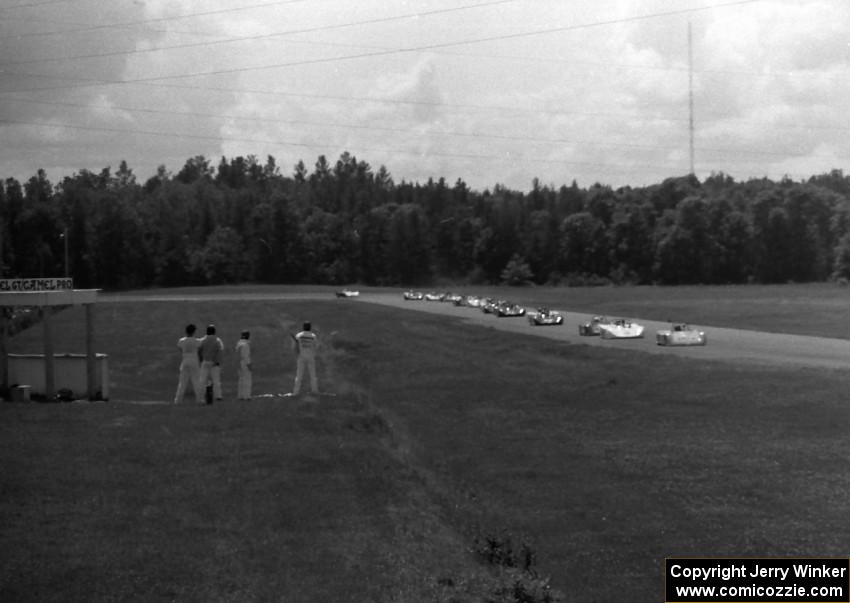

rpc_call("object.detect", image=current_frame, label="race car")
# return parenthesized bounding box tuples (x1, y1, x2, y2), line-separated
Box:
(403, 290, 424, 300)
(444, 293, 463, 304)
(598, 318, 645, 339)
(496, 302, 526, 317)
(528, 307, 563, 326)
(464, 296, 483, 308)
(481, 298, 501, 313)
(453, 295, 480, 307)
(656, 323, 707, 346)
(424, 292, 446, 301)
(335, 289, 360, 298)
(578, 315, 610, 336)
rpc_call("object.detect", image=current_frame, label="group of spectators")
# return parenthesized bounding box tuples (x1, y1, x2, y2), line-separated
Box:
(173, 321, 319, 405)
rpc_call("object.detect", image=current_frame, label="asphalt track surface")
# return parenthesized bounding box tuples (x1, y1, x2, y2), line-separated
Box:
(101, 291, 850, 370)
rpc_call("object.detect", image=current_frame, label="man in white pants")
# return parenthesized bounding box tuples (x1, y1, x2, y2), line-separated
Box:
(173, 323, 202, 404)
(235, 330, 252, 400)
(292, 321, 319, 396)
(198, 324, 224, 402)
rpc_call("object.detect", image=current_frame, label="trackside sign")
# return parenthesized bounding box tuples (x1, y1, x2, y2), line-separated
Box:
(0, 278, 74, 292)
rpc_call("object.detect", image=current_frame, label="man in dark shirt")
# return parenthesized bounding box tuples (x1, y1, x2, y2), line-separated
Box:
(198, 324, 224, 402)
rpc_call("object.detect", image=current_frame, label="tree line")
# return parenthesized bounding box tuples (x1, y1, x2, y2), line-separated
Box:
(2, 152, 850, 289)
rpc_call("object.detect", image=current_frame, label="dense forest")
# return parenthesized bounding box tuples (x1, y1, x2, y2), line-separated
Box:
(2, 152, 850, 289)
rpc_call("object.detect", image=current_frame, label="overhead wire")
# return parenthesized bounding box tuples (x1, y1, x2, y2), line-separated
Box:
(0, 0, 842, 183)
(0, 0, 517, 66)
(0, 116, 719, 176)
(3, 95, 845, 158)
(1, 0, 310, 39)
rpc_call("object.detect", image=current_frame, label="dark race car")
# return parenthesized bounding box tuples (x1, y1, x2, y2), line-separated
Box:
(496, 302, 526, 317)
(481, 298, 501, 313)
(578, 315, 610, 336)
(528, 307, 563, 326)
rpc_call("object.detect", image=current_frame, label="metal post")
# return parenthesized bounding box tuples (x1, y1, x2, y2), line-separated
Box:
(86, 303, 96, 400)
(63, 227, 69, 278)
(42, 308, 55, 399)
(0, 309, 7, 391)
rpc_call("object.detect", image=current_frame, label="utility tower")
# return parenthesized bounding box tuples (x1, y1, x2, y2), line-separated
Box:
(688, 21, 695, 176)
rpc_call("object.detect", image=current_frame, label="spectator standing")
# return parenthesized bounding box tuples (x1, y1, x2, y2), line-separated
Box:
(291, 321, 319, 396)
(235, 330, 252, 400)
(198, 324, 224, 403)
(173, 323, 202, 404)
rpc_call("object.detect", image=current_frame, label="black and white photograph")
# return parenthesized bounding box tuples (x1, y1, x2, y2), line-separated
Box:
(2, 1, 850, 601)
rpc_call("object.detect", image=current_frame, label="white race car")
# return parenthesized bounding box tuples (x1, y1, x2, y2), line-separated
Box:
(403, 290, 424, 300)
(335, 289, 360, 298)
(656, 323, 707, 346)
(528, 307, 563, 326)
(599, 318, 644, 339)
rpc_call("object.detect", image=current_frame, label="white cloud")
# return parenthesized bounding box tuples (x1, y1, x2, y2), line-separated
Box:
(0, 0, 846, 189)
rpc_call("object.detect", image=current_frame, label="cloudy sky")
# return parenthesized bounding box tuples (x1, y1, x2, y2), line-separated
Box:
(0, 0, 847, 192)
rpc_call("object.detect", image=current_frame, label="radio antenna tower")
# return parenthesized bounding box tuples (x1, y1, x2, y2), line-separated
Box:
(688, 21, 695, 176)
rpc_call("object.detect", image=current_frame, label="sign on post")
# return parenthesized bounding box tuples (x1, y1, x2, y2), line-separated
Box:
(0, 278, 74, 292)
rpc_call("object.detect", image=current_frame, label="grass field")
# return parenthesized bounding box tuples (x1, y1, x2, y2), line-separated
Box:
(3, 286, 850, 601)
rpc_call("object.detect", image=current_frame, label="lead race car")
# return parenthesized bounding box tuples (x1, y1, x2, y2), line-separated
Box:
(335, 288, 360, 298)
(656, 322, 707, 346)
(403, 290, 424, 300)
(598, 318, 645, 339)
(528, 307, 563, 326)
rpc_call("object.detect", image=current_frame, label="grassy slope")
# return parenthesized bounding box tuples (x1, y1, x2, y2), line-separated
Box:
(4, 292, 850, 601)
(343, 303, 850, 600)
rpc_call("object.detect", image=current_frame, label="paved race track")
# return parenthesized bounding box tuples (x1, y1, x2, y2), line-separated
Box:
(100, 291, 850, 370)
(356, 293, 850, 370)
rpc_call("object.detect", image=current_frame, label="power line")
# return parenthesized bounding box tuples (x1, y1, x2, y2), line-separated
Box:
(0, 0, 517, 66)
(1, 0, 309, 38)
(0, 0, 762, 74)
(3, 66, 847, 136)
(0, 0, 75, 11)
(1, 114, 827, 185)
(0, 116, 716, 174)
(2, 109, 838, 180)
(4, 95, 843, 159)
(5, 3, 838, 87)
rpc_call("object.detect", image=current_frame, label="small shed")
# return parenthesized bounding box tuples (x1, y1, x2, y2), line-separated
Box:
(1, 278, 102, 400)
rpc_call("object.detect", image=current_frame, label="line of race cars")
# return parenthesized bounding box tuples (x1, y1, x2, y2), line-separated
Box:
(401, 290, 707, 346)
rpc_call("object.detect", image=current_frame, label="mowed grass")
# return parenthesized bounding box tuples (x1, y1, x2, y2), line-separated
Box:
(4, 291, 850, 601)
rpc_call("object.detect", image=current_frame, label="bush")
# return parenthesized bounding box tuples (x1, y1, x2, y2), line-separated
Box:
(500, 255, 534, 286)
(471, 530, 564, 602)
